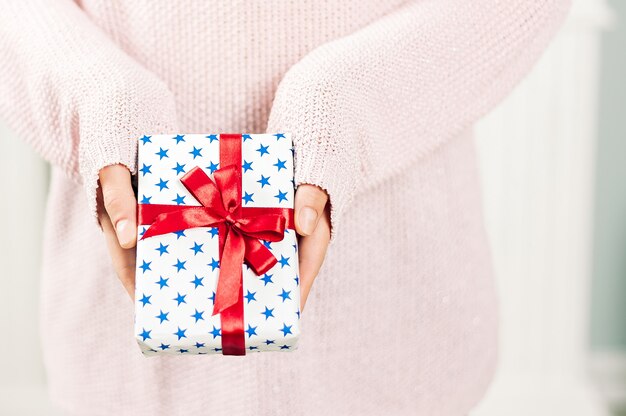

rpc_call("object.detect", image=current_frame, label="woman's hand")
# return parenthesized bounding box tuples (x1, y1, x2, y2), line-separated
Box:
(294, 185, 331, 311)
(97, 165, 330, 311)
(98, 164, 138, 300)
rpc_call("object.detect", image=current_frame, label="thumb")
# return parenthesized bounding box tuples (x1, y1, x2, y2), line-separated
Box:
(295, 184, 328, 236)
(99, 164, 138, 249)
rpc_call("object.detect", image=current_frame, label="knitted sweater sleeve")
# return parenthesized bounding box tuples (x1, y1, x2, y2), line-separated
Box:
(0, 0, 178, 218)
(267, 0, 570, 239)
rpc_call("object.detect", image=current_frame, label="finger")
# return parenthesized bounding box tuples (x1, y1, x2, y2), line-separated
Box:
(99, 164, 137, 249)
(298, 205, 331, 311)
(295, 184, 328, 236)
(100, 210, 136, 300)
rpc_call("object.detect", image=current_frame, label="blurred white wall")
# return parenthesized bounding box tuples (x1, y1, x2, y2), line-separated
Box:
(0, 124, 59, 413)
(472, 0, 613, 414)
(592, 0, 626, 355)
(588, 0, 626, 413)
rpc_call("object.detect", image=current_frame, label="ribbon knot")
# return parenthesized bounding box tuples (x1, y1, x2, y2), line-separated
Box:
(139, 165, 286, 316)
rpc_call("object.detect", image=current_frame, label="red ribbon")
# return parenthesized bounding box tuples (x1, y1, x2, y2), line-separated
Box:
(137, 134, 294, 355)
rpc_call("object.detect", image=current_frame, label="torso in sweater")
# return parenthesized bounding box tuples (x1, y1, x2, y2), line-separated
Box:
(0, 0, 569, 414)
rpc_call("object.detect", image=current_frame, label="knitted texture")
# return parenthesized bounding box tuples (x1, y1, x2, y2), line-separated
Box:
(0, 0, 569, 415)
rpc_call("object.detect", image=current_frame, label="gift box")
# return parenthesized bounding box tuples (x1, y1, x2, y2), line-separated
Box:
(134, 133, 300, 356)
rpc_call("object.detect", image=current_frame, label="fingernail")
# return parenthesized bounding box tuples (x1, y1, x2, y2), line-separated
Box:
(299, 207, 318, 235)
(115, 219, 133, 247)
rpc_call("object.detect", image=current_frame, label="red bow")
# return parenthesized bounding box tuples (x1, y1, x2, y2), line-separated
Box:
(139, 165, 289, 315)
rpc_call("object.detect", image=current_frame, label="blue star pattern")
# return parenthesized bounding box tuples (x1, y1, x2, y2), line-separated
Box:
(257, 175, 271, 188)
(210, 325, 222, 339)
(139, 294, 152, 307)
(245, 290, 257, 304)
(174, 326, 187, 340)
(280, 323, 293, 336)
(262, 306, 274, 320)
(190, 275, 204, 288)
(156, 178, 169, 191)
(156, 276, 169, 289)
(274, 190, 288, 203)
(261, 273, 273, 286)
(139, 260, 152, 273)
(278, 255, 290, 268)
(246, 324, 258, 337)
(278, 289, 292, 302)
(139, 328, 152, 341)
(242, 192, 254, 204)
(207, 161, 219, 173)
(156, 243, 169, 256)
(173, 259, 187, 272)
(242, 160, 253, 172)
(191, 309, 205, 323)
(274, 158, 287, 171)
(172, 162, 186, 175)
(139, 163, 152, 176)
(156, 310, 169, 323)
(156, 147, 169, 160)
(241, 136, 294, 209)
(173, 292, 187, 306)
(256, 143, 270, 157)
(172, 194, 186, 205)
(189, 146, 203, 159)
(190, 242, 204, 255)
(208, 257, 220, 271)
(135, 134, 299, 355)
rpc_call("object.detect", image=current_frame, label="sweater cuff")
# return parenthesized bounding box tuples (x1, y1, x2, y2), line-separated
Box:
(292, 136, 357, 244)
(78, 77, 179, 226)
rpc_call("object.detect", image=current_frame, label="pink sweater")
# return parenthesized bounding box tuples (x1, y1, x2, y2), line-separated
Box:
(0, 1, 569, 415)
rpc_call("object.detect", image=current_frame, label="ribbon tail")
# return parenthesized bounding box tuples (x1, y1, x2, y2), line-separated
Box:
(212, 228, 245, 316)
(244, 238, 278, 275)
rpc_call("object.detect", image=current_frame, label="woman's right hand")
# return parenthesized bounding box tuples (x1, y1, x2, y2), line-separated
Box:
(97, 164, 138, 300)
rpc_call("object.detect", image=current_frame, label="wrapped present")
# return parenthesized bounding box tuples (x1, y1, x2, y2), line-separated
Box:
(134, 133, 300, 356)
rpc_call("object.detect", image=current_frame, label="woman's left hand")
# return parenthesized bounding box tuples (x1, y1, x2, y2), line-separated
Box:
(294, 184, 331, 311)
